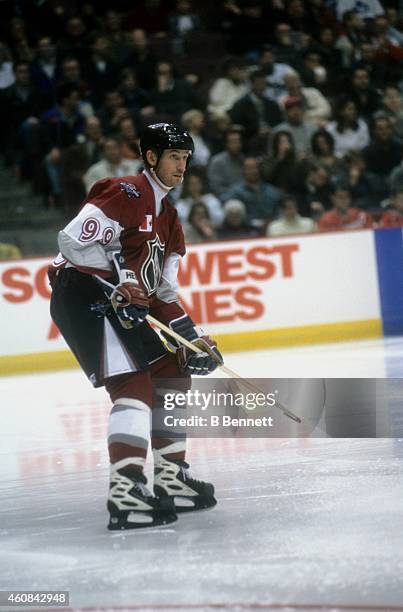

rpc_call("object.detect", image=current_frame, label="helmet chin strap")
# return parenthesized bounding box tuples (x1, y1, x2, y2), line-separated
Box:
(150, 166, 173, 191)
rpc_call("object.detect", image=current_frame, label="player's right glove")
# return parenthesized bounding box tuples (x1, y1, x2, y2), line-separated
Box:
(111, 282, 149, 328)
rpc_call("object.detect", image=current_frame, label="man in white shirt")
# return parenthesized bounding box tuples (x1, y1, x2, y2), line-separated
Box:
(267, 194, 317, 236)
(208, 58, 248, 118)
(278, 73, 331, 125)
(84, 137, 141, 192)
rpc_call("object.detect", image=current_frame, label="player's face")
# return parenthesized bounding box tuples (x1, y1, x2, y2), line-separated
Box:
(156, 149, 190, 187)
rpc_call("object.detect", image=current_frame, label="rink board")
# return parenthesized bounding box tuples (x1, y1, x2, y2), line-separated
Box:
(0, 229, 389, 375)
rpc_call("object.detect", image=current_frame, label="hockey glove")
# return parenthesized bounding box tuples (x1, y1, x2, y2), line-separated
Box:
(177, 336, 223, 375)
(111, 283, 149, 328)
(108, 251, 149, 328)
(167, 315, 223, 375)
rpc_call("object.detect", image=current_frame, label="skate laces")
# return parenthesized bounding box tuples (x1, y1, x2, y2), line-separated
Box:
(132, 480, 152, 497)
(176, 461, 202, 485)
(117, 469, 152, 498)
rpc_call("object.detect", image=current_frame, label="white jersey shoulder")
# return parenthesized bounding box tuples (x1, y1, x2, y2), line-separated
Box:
(58, 203, 123, 272)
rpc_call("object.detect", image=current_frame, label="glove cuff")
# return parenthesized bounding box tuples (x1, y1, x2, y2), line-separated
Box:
(111, 252, 140, 287)
(169, 314, 203, 342)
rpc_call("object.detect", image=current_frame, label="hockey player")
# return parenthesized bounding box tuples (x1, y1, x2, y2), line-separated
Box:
(48, 123, 223, 530)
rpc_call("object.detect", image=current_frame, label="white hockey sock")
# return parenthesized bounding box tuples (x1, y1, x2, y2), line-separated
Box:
(108, 397, 151, 470)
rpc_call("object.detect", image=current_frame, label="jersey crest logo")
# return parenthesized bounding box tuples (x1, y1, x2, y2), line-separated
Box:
(139, 214, 153, 232)
(140, 234, 165, 295)
(119, 181, 140, 198)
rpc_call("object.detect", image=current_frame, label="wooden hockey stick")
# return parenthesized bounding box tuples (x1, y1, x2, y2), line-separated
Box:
(146, 314, 301, 423)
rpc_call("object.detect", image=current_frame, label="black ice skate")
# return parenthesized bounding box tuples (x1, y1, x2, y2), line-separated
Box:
(107, 469, 177, 530)
(154, 457, 217, 513)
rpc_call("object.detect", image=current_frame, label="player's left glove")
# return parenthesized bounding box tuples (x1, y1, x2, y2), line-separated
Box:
(165, 315, 223, 375)
(177, 335, 223, 375)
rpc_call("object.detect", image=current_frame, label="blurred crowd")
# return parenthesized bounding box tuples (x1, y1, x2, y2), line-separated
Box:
(1, 0, 403, 248)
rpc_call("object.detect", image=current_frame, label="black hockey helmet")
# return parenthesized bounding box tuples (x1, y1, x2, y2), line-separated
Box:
(140, 123, 194, 168)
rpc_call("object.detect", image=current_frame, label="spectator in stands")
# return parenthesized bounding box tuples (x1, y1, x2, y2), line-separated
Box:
(58, 17, 88, 66)
(315, 27, 342, 81)
(298, 50, 328, 90)
(207, 128, 244, 199)
(260, 130, 302, 192)
(83, 34, 118, 108)
(278, 73, 331, 125)
(273, 23, 298, 66)
(273, 97, 317, 155)
(384, 8, 403, 46)
(61, 116, 105, 213)
(284, 0, 312, 34)
(116, 117, 141, 160)
(255, 45, 296, 102)
(0, 41, 15, 91)
(335, 151, 383, 210)
(352, 42, 388, 91)
(148, 60, 200, 122)
(382, 85, 403, 140)
(380, 190, 403, 228)
(123, 29, 157, 90)
(318, 184, 373, 232)
(370, 15, 403, 73)
(98, 90, 132, 135)
(104, 10, 129, 64)
(83, 137, 141, 192)
(364, 116, 402, 182)
(181, 109, 211, 168)
(348, 67, 381, 121)
(267, 194, 317, 236)
(59, 57, 94, 118)
(41, 84, 85, 153)
(182, 202, 217, 243)
(335, 1, 384, 23)
(223, 157, 282, 230)
(30, 37, 59, 101)
(2, 61, 43, 169)
(207, 113, 232, 155)
(311, 129, 343, 174)
(176, 170, 223, 228)
(169, 0, 202, 55)
(7, 18, 34, 64)
(208, 57, 248, 119)
(335, 11, 368, 68)
(41, 84, 86, 205)
(229, 69, 282, 154)
(218, 199, 258, 240)
(325, 98, 369, 157)
(118, 68, 152, 122)
(295, 163, 332, 217)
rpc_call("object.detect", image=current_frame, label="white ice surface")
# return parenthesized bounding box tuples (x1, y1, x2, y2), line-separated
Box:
(1, 338, 403, 611)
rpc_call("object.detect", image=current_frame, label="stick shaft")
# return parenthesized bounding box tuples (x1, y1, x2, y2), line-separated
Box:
(146, 314, 301, 423)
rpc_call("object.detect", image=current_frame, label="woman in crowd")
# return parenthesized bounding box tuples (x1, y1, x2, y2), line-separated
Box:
(176, 170, 224, 228)
(311, 128, 343, 174)
(182, 202, 217, 243)
(325, 98, 369, 158)
(181, 109, 211, 167)
(260, 130, 301, 191)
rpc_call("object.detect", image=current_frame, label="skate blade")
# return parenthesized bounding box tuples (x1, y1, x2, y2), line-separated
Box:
(108, 511, 177, 530)
(174, 495, 217, 513)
